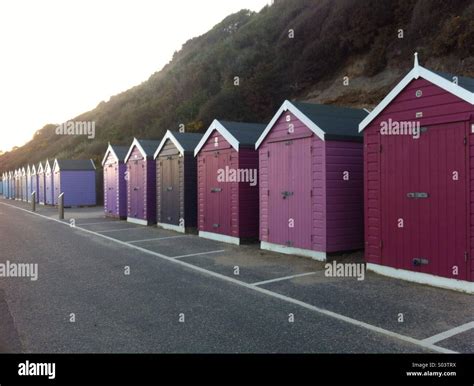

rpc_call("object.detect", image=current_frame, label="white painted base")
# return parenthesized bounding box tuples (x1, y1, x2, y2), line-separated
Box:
(260, 241, 326, 261)
(127, 217, 150, 226)
(199, 231, 240, 245)
(158, 222, 185, 234)
(367, 263, 474, 294)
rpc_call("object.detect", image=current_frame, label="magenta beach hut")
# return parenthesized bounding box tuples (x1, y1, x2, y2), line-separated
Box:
(102, 144, 128, 219)
(255, 100, 368, 260)
(194, 120, 266, 245)
(124, 138, 160, 225)
(359, 54, 474, 292)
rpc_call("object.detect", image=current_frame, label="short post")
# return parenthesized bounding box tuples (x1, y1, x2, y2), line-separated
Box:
(58, 192, 64, 220)
(31, 191, 36, 212)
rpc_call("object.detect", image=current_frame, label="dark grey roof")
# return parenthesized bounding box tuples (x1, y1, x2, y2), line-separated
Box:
(171, 132, 203, 152)
(137, 139, 161, 157)
(56, 159, 95, 171)
(110, 145, 129, 161)
(219, 121, 267, 146)
(432, 71, 474, 93)
(291, 101, 368, 140)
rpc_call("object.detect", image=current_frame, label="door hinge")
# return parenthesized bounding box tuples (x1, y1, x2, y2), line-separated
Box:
(465, 251, 468, 262)
(379, 144, 382, 153)
(464, 137, 467, 145)
(267, 151, 270, 158)
(380, 240, 383, 248)
(267, 189, 270, 196)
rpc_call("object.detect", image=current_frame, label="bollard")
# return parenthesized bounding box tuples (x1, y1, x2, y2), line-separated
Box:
(58, 192, 64, 220)
(31, 191, 36, 212)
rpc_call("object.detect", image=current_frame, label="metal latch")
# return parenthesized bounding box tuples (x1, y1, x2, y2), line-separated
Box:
(413, 258, 429, 266)
(211, 188, 222, 193)
(407, 192, 429, 199)
(281, 191, 294, 199)
(167, 186, 173, 191)
(212, 223, 220, 228)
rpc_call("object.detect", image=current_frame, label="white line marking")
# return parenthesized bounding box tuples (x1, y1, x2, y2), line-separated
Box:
(0, 201, 458, 354)
(172, 250, 226, 259)
(76, 221, 120, 226)
(97, 227, 145, 233)
(127, 235, 188, 244)
(252, 272, 318, 286)
(422, 321, 474, 345)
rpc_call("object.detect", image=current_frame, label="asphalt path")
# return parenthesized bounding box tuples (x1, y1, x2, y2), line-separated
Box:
(0, 200, 466, 353)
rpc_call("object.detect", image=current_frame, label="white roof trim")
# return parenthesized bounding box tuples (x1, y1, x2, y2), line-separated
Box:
(359, 55, 474, 132)
(194, 119, 240, 156)
(154, 130, 185, 159)
(124, 137, 148, 163)
(255, 100, 326, 149)
(44, 159, 52, 173)
(102, 143, 120, 166)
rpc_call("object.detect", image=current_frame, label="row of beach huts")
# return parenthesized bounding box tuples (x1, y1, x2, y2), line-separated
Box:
(1, 57, 474, 292)
(2, 160, 96, 207)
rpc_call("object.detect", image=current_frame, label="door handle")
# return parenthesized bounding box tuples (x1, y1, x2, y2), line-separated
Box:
(407, 192, 429, 199)
(167, 186, 173, 191)
(211, 188, 222, 193)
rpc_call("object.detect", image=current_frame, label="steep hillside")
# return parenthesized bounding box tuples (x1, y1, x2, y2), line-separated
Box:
(1, 0, 473, 171)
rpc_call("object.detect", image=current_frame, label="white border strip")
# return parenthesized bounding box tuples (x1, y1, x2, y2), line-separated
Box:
(157, 222, 185, 234)
(367, 263, 474, 294)
(260, 241, 326, 261)
(0, 201, 458, 354)
(127, 217, 149, 226)
(199, 231, 240, 245)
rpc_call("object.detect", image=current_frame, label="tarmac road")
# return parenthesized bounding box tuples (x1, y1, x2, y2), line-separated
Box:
(0, 199, 464, 353)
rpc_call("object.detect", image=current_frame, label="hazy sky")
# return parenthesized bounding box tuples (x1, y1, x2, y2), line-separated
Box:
(0, 0, 269, 151)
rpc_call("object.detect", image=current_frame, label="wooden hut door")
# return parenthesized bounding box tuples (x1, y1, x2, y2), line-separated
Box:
(381, 122, 468, 280)
(129, 160, 140, 217)
(203, 150, 231, 235)
(288, 137, 312, 250)
(268, 138, 312, 249)
(161, 155, 180, 225)
(106, 164, 117, 214)
(204, 152, 219, 233)
(268, 141, 290, 246)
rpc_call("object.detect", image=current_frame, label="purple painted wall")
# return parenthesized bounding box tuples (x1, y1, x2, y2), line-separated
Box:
(364, 77, 474, 282)
(259, 111, 363, 253)
(126, 146, 157, 223)
(54, 170, 96, 207)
